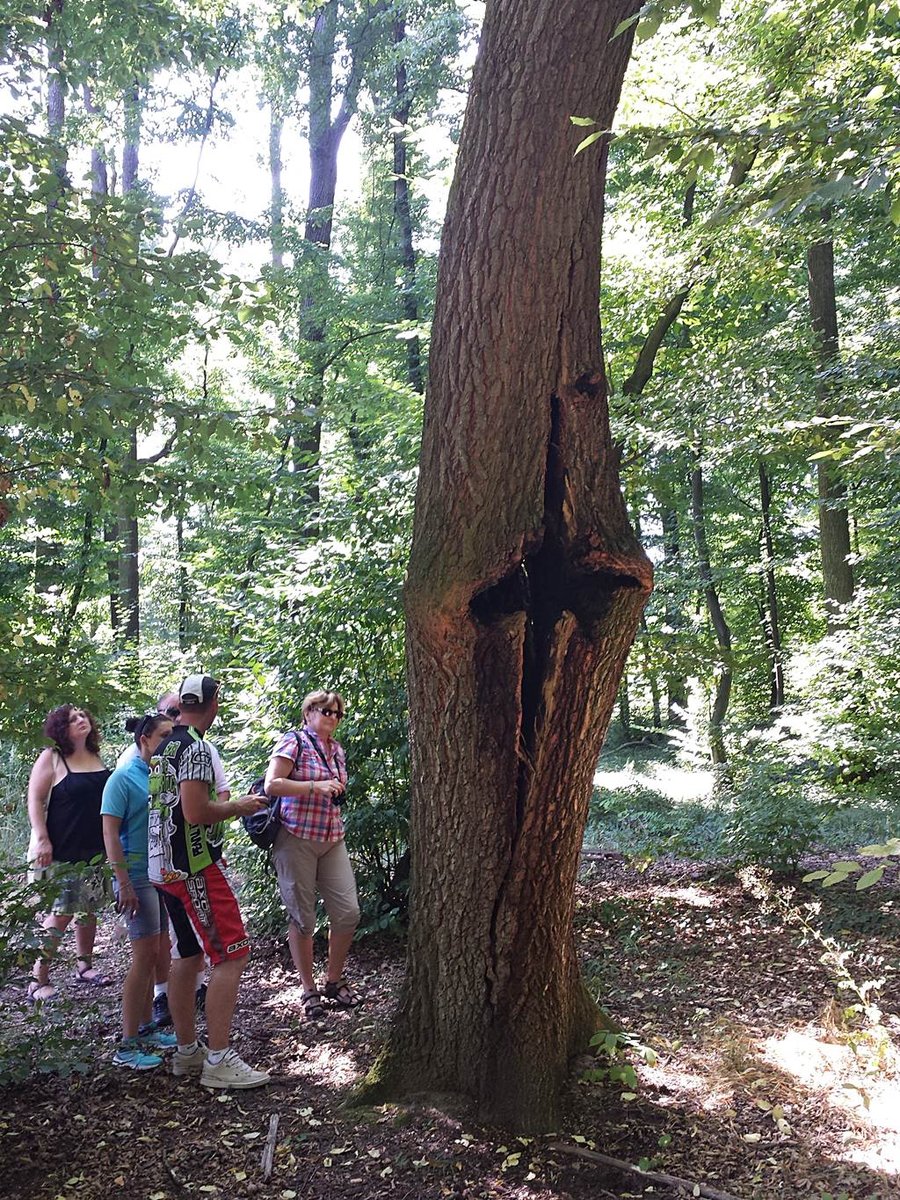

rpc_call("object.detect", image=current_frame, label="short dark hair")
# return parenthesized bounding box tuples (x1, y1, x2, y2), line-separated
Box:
(43, 705, 101, 756)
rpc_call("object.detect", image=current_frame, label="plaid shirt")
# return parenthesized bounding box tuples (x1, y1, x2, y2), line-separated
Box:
(272, 726, 347, 843)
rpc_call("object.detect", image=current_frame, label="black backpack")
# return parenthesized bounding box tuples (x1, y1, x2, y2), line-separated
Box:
(241, 732, 301, 850)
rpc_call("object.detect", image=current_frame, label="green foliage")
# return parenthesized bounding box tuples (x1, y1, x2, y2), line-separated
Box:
(721, 759, 823, 872)
(588, 779, 725, 861)
(582, 1026, 657, 1092)
(0, 866, 95, 1082)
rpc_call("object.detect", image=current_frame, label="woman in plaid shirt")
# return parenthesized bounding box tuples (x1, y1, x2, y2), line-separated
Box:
(264, 690, 360, 1019)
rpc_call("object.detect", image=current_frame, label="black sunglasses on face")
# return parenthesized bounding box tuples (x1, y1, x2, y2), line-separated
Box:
(316, 707, 343, 719)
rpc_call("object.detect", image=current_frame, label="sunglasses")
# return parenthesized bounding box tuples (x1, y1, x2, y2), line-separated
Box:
(316, 707, 343, 719)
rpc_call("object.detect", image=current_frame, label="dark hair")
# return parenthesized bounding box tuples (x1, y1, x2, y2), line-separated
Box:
(125, 712, 173, 746)
(43, 705, 101, 756)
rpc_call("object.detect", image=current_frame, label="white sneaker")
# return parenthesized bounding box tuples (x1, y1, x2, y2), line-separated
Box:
(200, 1048, 270, 1090)
(172, 1043, 207, 1077)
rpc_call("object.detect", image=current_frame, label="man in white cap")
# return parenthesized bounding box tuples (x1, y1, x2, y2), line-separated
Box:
(148, 674, 269, 1089)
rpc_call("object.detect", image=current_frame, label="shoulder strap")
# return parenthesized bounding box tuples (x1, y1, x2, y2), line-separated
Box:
(58, 752, 71, 775)
(284, 730, 304, 768)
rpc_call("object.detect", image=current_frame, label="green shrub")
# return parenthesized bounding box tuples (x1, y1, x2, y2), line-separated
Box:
(720, 760, 822, 873)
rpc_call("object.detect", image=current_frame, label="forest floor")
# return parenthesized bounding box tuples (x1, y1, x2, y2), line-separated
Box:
(1, 855, 899, 1200)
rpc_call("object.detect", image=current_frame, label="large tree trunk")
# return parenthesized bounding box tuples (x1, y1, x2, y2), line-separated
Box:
(807, 234, 854, 631)
(368, 0, 649, 1133)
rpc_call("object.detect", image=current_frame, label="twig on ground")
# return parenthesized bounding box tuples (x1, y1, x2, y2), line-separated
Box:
(547, 1142, 746, 1200)
(261, 1113, 279, 1180)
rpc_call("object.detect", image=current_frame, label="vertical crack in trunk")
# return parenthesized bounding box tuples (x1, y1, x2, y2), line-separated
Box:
(470, 386, 644, 1026)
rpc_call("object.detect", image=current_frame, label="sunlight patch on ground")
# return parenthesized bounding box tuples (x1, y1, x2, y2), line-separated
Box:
(289, 1040, 361, 1087)
(761, 1029, 900, 1175)
(594, 761, 715, 804)
(659, 885, 717, 908)
(641, 1058, 735, 1111)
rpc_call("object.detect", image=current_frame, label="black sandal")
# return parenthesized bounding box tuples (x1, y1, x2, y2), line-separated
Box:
(323, 979, 359, 1009)
(302, 990, 325, 1020)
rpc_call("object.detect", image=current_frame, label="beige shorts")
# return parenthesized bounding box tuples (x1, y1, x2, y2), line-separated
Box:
(272, 828, 360, 936)
(29, 862, 109, 916)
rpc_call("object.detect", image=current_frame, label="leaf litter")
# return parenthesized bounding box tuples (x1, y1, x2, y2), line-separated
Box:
(0, 854, 897, 1199)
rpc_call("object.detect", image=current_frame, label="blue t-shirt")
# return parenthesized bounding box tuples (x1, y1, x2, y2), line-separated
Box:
(101, 755, 152, 884)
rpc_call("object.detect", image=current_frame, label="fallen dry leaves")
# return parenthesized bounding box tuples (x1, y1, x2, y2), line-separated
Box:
(0, 855, 897, 1200)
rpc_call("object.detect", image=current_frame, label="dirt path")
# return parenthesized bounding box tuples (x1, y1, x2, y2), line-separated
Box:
(1, 858, 898, 1200)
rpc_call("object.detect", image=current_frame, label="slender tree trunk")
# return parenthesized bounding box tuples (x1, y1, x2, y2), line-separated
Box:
(618, 672, 632, 738)
(117, 88, 142, 644)
(690, 451, 732, 765)
(758, 458, 784, 711)
(269, 107, 285, 268)
(807, 233, 854, 631)
(106, 521, 122, 636)
(176, 503, 189, 650)
(656, 468, 688, 725)
(82, 84, 109, 199)
(392, 14, 423, 394)
(367, 0, 650, 1133)
(46, 0, 65, 186)
(295, 1, 386, 503)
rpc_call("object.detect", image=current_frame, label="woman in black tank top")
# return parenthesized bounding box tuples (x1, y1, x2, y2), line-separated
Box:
(27, 704, 112, 1003)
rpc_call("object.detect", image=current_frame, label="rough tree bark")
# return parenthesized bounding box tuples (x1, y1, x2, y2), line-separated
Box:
(366, 0, 650, 1132)
(807, 233, 854, 632)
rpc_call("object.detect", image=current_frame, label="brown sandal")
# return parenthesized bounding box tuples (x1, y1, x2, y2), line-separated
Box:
(302, 990, 325, 1020)
(323, 979, 359, 1009)
(74, 958, 113, 987)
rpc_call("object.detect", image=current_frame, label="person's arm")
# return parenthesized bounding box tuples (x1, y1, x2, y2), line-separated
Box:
(102, 814, 138, 916)
(27, 750, 56, 868)
(180, 779, 263, 825)
(264, 753, 343, 802)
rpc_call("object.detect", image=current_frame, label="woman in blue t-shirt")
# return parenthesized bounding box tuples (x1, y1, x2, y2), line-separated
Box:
(101, 712, 175, 1070)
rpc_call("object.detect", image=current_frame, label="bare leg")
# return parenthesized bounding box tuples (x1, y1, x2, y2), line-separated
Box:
(32, 913, 72, 989)
(122, 934, 159, 1038)
(205, 955, 247, 1052)
(287, 923, 316, 993)
(169, 954, 201, 1046)
(154, 931, 170, 985)
(326, 927, 355, 986)
(73, 916, 97, 962)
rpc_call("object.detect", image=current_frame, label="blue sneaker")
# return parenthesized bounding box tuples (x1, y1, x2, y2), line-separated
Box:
(138, 1024, 177, 1048)
(113, 1042, 163, 1070)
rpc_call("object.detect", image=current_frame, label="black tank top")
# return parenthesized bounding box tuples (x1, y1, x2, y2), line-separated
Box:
(46, 757, 110, 864)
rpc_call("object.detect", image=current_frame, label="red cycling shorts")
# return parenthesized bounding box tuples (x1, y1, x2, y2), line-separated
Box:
(158, 859, 250, 964)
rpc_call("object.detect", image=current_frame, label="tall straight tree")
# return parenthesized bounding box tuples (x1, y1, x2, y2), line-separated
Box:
(807, 231, 855, 631)
(368, 0, 650, 1132)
